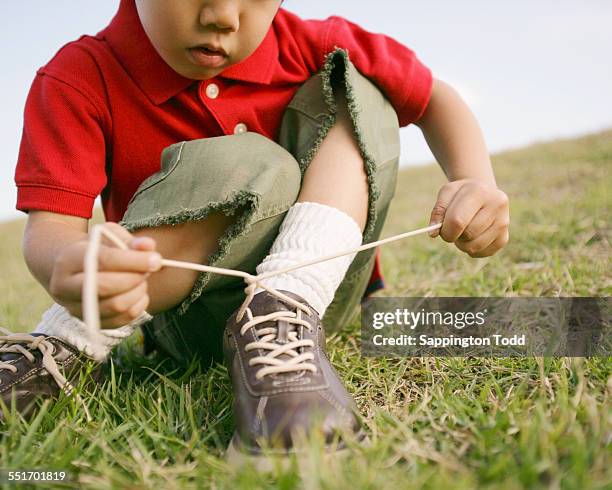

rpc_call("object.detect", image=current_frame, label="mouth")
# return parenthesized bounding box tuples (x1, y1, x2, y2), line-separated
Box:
(191, 43, 228, 57)
(188, 44, 229, 69)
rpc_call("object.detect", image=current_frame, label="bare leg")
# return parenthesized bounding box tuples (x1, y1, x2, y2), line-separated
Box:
(297, 85, 368, 231)
(132, 211, 235, 314)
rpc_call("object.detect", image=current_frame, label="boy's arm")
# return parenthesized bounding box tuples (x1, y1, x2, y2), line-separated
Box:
(415, 79, 510, 258)
(23, 211, 162, 328)
(23, 211, 89, 291)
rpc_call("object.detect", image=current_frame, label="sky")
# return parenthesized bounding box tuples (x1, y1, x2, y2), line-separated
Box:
(1, 0, 611, 222)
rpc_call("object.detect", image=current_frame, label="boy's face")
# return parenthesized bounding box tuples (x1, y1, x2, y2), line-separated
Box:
(135, 0, 282, 80)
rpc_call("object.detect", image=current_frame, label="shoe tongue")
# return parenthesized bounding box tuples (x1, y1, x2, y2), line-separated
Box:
(249, 291, 287, 316)
(276, 319, 291, 344)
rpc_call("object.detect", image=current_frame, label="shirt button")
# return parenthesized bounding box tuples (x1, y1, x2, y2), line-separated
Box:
(234, 123, 248, 134)
(206, 83, 220, 99)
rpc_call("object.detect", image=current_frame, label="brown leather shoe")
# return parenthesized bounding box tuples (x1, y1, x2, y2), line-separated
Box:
(0, 329, 103, 419)
(223, 290, 363, 465)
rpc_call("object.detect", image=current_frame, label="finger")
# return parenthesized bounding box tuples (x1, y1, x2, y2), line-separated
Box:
(100, 223, 158, 256)
(58, 270, 149, 302)
(54, 238, 160, 277)
(458, 207, 495, 243)
(97, 244, 162, 273)
(440, 185, 484, 243)
(429, 182, 461, 237)
(51, 244, 156, 303)
(471, 229, 510, 258)
(130, 236, 157, 252)
(455, 223, 499, 257)
(98, 281, 148, 319)
(97, 272, 148, 298)
(62, 288, 150, 327)
(99, 222, 134, 248)
(100, 294, 151, 329)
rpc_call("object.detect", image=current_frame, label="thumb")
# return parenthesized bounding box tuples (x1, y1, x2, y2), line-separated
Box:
(429, 182, 460, 237)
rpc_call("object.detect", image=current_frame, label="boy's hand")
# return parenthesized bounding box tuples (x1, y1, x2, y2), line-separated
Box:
(429, 179, 509, 257)
(49, 222, 162, 329)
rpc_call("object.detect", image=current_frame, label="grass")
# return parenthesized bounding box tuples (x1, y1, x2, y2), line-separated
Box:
(0, 130, 610, 489)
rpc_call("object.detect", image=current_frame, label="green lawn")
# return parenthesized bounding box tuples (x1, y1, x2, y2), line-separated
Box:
(0, 130, 610, 489)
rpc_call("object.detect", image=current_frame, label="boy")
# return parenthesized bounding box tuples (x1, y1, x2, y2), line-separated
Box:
(2, 0, 508, 463)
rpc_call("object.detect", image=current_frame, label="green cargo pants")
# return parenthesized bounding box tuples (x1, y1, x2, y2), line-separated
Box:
(120, 50, 400, 366)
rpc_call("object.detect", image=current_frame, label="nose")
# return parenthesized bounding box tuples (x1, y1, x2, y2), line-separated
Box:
(199, 1, 240, 32)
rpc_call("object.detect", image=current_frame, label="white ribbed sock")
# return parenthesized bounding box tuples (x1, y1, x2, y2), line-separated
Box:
(255, 201, 363, 317)
(34, 303, 151, 362)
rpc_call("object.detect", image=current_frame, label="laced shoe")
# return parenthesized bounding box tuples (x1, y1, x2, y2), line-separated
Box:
(223, 289, 363, 466)
(0, 328, 102, 419)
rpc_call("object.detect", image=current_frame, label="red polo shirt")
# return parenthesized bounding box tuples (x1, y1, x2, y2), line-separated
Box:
(15, 0, 433, 297)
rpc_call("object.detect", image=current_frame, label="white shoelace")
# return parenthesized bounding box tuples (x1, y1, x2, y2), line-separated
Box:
(240, 304, 316, 380)
(0, 328, 70, 391)
(0, 327, 93, 420)
(82, 223, 441, 381)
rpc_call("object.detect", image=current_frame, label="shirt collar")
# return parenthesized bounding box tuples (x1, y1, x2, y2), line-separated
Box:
(100, 0, 279, 106)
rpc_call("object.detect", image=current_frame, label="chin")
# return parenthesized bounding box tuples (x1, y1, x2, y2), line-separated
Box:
(178, 67, 218, 81)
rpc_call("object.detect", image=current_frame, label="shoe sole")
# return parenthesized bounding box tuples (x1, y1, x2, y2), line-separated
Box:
(225, 430, 369, 472)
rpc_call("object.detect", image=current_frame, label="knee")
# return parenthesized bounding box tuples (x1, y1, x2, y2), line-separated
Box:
(249, 147, 302, 221)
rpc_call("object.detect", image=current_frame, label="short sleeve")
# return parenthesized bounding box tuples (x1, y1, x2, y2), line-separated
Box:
(323, 17, 433, 127)
(14, 72, 108, 218)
